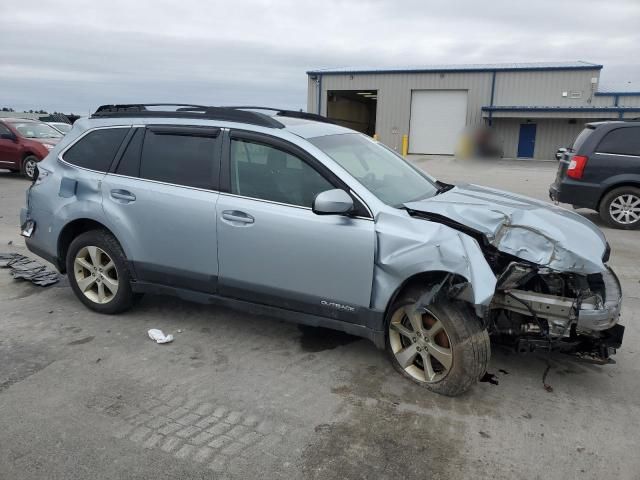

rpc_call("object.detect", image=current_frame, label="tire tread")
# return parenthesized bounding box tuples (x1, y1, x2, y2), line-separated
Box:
(66, 229, 135, 314)
(386, 286, 490, 396)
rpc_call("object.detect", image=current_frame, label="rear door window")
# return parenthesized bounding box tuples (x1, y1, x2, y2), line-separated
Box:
(597, 127, 640, 156)
(63, 127, 129, 171)
(139, 126, 219, 189)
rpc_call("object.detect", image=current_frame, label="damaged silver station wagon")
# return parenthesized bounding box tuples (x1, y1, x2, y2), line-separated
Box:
(20, 104, 624, 396)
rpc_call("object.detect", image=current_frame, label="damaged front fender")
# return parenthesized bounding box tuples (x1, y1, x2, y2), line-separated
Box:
(404, 184, 609, 274)
(371, 212, 497, 312)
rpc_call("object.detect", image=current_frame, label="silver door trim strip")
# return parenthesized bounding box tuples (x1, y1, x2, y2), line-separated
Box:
(104, 172, 220, 194)
(596, 152, 640, 158)
(219, 192, 373, 221)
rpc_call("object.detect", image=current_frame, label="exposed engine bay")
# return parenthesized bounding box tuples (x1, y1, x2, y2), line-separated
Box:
(488, 260, 623, 363)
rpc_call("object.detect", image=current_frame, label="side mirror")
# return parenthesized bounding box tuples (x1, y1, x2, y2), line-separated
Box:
(312, 189, 354, 215)
(555, 147, 567, 161)
(0, 132, 17, 141)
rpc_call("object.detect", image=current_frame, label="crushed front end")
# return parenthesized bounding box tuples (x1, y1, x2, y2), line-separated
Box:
(403, 183, 625, 363)
(489, 261, 623, 363)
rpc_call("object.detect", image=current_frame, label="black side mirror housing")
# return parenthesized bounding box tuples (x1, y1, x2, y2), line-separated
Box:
(0, 132, 17, 141)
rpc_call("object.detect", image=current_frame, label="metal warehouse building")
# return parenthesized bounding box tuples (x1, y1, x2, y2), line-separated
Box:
(306, 61, 640, 160)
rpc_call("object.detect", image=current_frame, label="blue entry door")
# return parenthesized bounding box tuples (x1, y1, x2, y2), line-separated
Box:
(517, 123, 537, 158)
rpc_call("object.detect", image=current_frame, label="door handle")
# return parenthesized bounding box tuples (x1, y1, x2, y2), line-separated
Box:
(222, 210, 254, 224)
(110, 189, 136, 202)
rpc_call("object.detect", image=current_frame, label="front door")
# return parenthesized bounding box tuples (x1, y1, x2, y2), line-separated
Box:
(102, 125, 221, 293)
(216, 130, 375, 323)
(0, 123, 20, 170)
(517, 123, 537, 158)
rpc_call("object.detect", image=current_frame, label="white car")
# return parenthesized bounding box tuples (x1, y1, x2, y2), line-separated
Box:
(47, 122, 73, 135)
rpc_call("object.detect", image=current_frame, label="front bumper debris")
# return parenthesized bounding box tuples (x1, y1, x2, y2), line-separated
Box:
(577, 267, 622, 331)
(492, 267, 622, 336)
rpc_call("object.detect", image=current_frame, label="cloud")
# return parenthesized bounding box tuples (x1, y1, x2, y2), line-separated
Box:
(1, 0, 638, 113)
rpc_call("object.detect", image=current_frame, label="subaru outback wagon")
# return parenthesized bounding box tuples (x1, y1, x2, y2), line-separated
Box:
(21, 104, 624, 396)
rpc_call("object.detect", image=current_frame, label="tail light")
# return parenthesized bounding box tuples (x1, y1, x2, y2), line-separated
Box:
(567, 155, 588, 179)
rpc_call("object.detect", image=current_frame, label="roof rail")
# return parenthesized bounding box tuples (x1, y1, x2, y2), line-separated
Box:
(227, 106, 335, 124)
(91, 104, 285, 129)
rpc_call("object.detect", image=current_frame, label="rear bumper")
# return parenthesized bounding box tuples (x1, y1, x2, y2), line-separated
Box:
(20, 208, 63, 272)
(549, 180, 601, 210)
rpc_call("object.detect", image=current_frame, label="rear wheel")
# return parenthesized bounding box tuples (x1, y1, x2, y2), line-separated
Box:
(386, 290, 490, 396)
(21, 155, 39, 180)
(66, 230, 135, 314)
(599, 186, 640, 230)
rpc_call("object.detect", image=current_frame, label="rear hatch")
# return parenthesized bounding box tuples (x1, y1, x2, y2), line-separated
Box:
(554, 125, 596, 183)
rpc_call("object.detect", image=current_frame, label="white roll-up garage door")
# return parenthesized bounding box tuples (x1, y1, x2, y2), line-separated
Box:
(409, 90, 468, 155)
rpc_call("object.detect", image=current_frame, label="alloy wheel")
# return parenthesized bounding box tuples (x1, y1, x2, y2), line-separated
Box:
(73, 246, 119, 304)
(388, 304, 453, 383)
(609, 194, 640, 225)
(24, 159, 37, 179)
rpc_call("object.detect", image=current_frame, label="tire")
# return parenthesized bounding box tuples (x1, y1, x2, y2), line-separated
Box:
(66, 229, 135, 314)
(385, 288, 490, 396)
(21, 155, 39, 180)
(599, 186, 640, 230)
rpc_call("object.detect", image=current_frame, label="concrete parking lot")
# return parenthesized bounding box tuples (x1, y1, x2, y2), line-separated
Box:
(1, 158, 639, 480)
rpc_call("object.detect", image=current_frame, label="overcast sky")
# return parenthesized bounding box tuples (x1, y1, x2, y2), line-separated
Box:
(2, 0, 639, 114)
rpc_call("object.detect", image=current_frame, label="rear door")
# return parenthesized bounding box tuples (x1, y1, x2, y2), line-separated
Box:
(590, 126, 640, 181)
(216, 130, 375, 323)
(102, 125, 221, 293)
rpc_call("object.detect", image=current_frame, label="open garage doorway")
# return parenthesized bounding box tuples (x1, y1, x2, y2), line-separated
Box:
(326, 90, 377, 136)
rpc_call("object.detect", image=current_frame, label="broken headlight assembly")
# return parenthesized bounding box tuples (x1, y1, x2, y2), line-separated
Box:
(487, 259, 623, 362)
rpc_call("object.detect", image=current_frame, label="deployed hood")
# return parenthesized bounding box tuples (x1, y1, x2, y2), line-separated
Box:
(405, 184, 608, 274)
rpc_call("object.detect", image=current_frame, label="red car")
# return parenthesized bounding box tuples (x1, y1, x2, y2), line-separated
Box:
(0, 118, 63, 179)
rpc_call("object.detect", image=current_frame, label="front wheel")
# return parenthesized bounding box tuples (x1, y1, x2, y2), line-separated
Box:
(386, 292, 490, 396)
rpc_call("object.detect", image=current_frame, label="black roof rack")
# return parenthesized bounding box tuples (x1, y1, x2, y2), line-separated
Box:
(91, 104, 334, 128)
(226, 106, 336, 124)
(91, 104, 285, 129)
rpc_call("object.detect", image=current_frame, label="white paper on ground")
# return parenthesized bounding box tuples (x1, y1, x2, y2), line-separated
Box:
(148, 329, 174, 344)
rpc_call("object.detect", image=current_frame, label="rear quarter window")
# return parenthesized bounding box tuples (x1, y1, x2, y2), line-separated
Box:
(597, 127, 640, 156)
(572, 126, 595, 152)
(63, 128, 129, 171)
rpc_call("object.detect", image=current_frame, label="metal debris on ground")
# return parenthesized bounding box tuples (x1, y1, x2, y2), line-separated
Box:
(0, 253, 60, 286)
(542, 363, 554, 392)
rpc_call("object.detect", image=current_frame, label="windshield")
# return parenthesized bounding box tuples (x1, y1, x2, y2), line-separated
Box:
(309, 133, 439, 206)
(51, 123, 72, 133)
(12, 122, 63, 139)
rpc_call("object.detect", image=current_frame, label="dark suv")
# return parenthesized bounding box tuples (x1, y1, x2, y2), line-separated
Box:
(550, 121, 640, 229)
